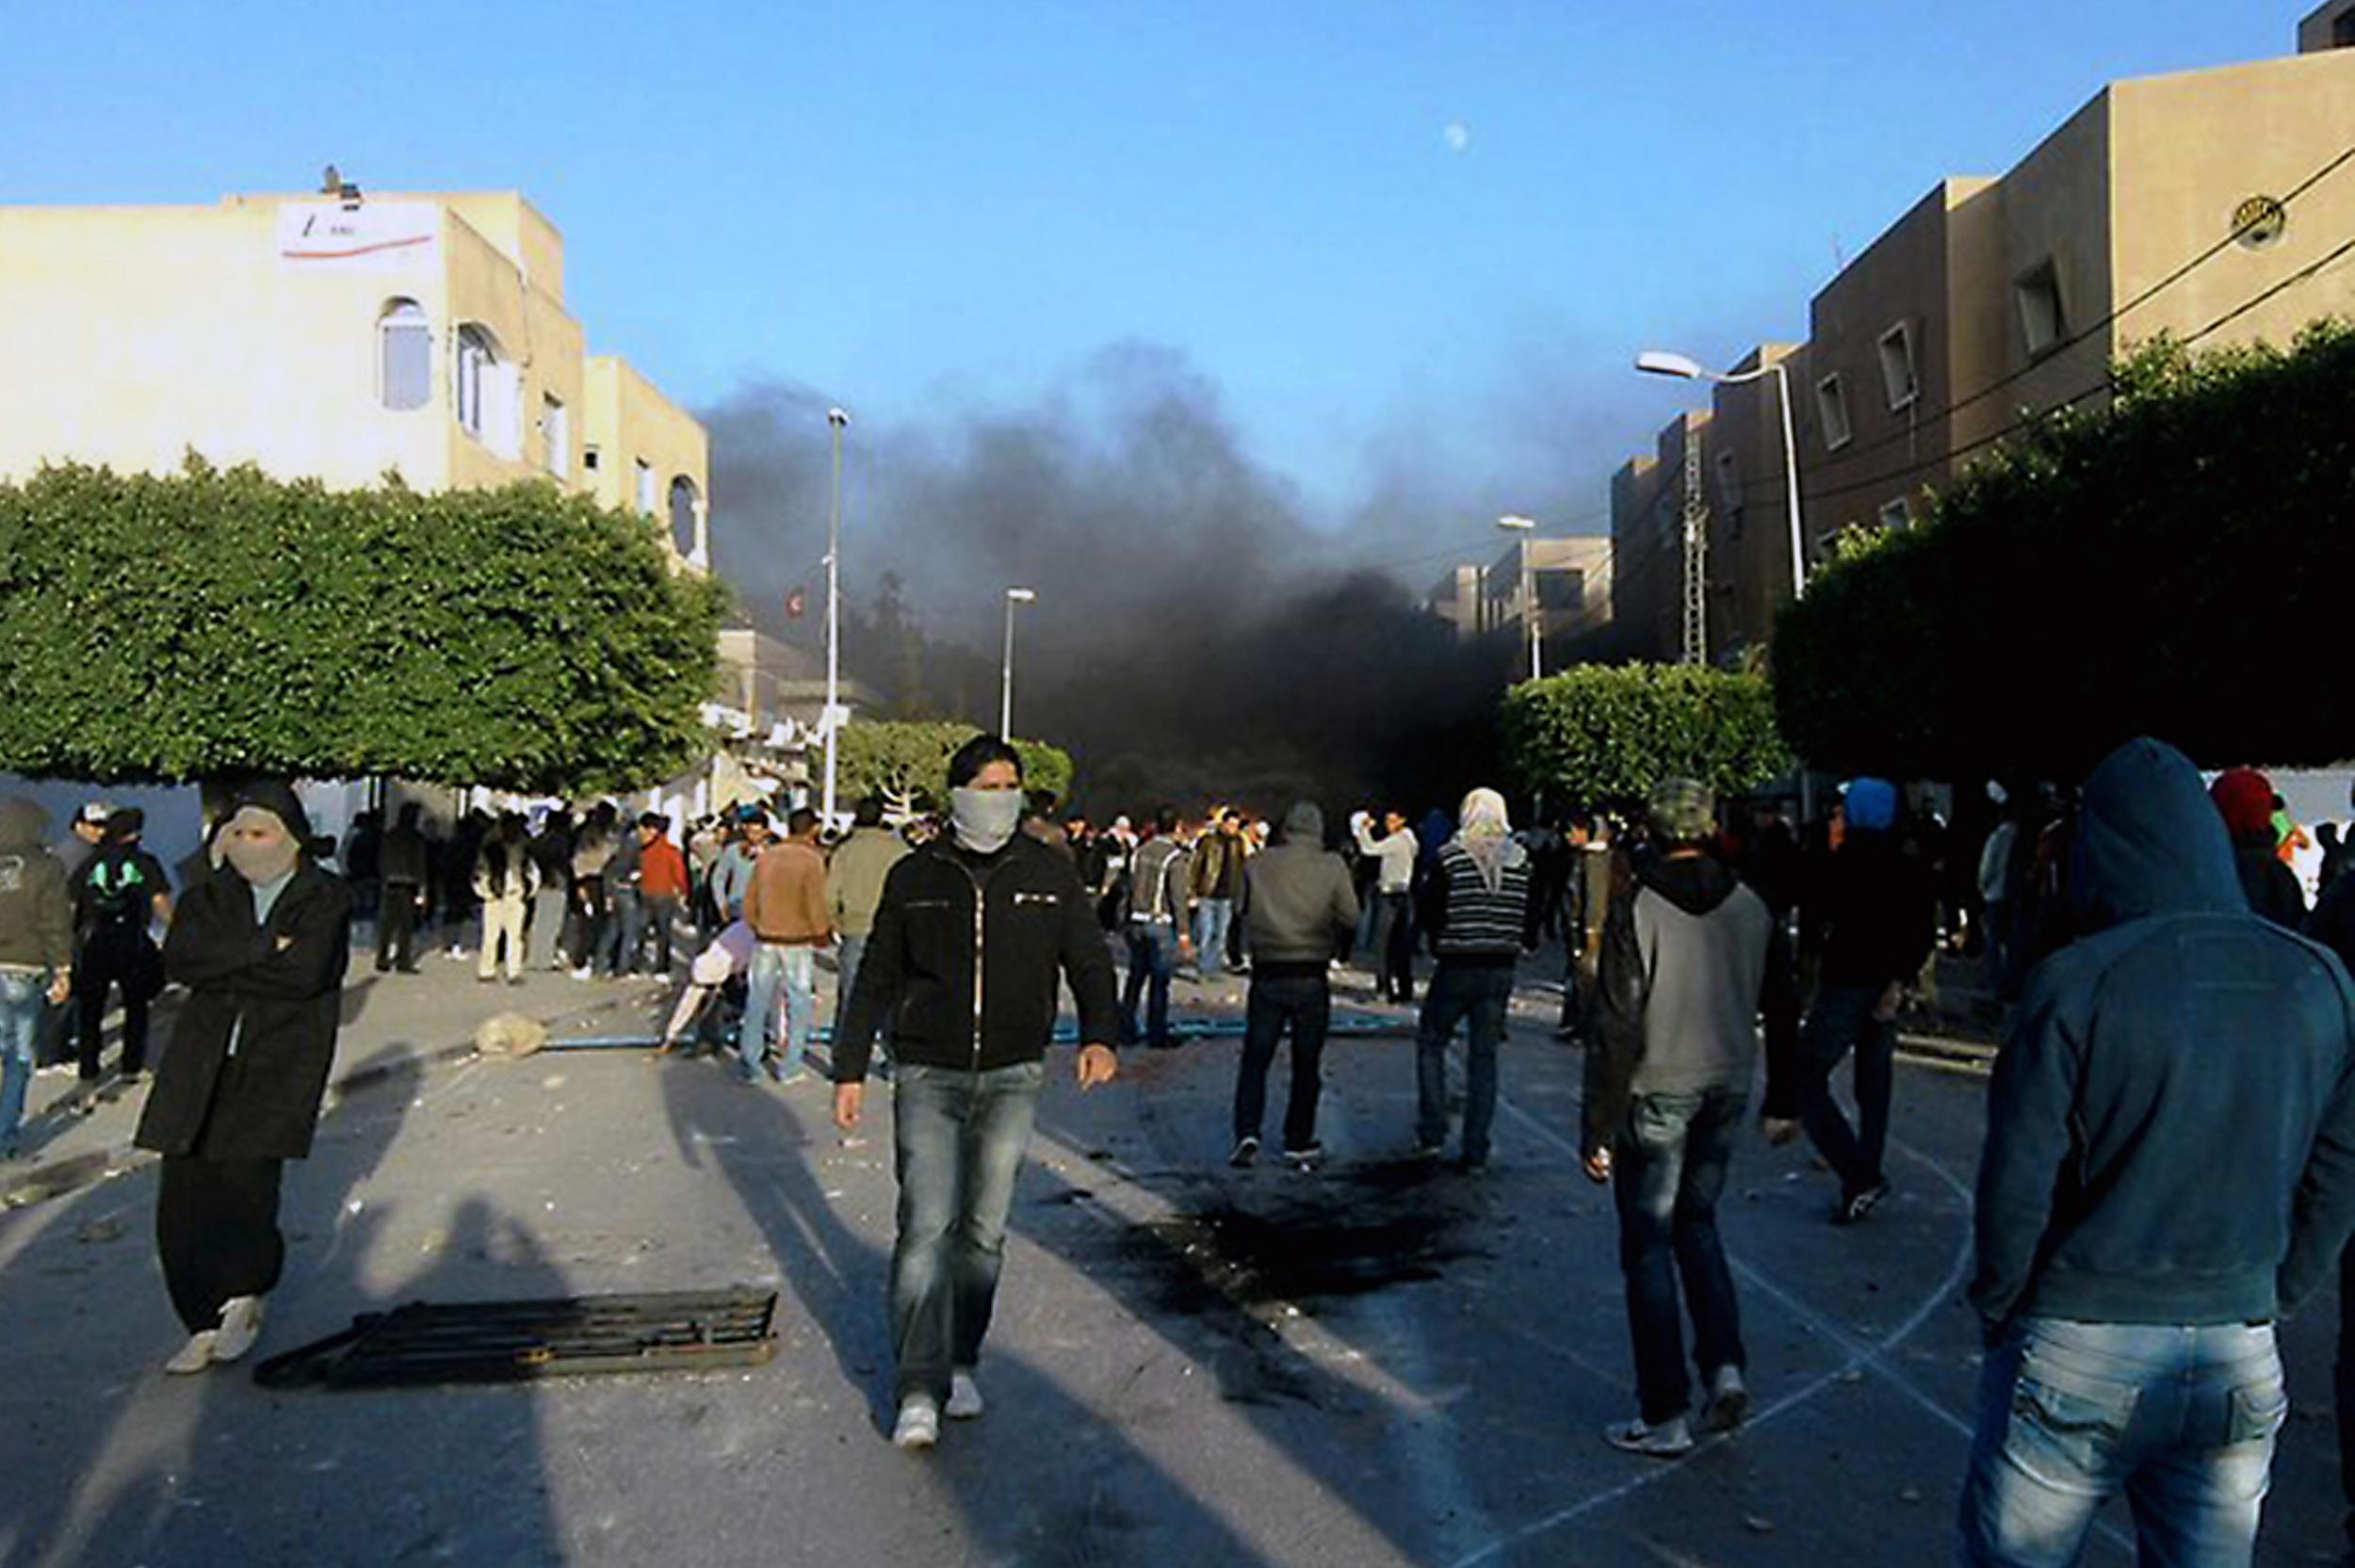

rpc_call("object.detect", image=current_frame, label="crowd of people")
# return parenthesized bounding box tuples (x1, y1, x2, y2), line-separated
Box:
(4, 733, 2355, 1566)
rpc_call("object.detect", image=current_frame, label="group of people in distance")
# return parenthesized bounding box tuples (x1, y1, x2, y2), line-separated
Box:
(5, 726, 2352, 1568)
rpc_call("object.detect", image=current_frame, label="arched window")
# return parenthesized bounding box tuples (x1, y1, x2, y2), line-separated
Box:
(668, 476, 703, 558)
(454, 324, 496, 438)
(378, 299, 430, 412)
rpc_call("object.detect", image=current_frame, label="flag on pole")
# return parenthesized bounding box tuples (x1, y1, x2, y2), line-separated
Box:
(785, 586, 807, 619)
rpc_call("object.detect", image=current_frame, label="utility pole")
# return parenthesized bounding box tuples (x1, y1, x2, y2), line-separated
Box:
(822, 407, 849, 826)
(1681, 426, 1709, 667)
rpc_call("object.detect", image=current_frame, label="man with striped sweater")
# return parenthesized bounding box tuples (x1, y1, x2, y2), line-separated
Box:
(1413, 788, 1533, 1172)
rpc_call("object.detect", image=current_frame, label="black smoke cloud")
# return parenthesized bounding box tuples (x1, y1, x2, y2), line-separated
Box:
(703, 344, 1547, 816)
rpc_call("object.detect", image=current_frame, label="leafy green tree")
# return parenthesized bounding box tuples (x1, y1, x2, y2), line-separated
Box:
(0, 461, 725, 793)
(1500, 664, 1792, 808)
(1774, 320, 2355, 778)
(832, 719, 1074, 816)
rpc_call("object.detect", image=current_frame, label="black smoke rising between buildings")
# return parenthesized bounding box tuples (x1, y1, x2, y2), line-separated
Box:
(702, 344, 1527, 818)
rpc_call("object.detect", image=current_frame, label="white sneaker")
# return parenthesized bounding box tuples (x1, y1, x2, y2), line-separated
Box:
(1701, 1365, 1749, 1432)
(892, 1395, 941, 1449)
(211, 1296, 267, 1363)
(947, 1369, 985, 1420)
(1603, 1414, 1694, 1457)
(165, 1331, 219, 1375)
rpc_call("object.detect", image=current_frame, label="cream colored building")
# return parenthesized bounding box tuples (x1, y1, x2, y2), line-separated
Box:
(0, 184, 709, 565)
(1615, 28, 2355, 661)
(1425, 538, 1613, 651)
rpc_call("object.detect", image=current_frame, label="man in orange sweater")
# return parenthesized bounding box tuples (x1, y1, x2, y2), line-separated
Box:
(740, 807, 832, 1085)
(635, 815, 691, 975)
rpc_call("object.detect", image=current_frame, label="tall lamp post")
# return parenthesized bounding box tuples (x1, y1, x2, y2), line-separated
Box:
(1000, 587, 1035, 737)
(1637, 348, 1810, 816)
(821, 406, 850, 826)
(1497, 514, 1540, 681)
(1633, 350, 1806, 604)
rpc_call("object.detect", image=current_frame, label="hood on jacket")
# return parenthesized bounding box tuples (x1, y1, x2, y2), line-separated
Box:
(1639, 851, 1740, 917)
(0, 798, 49, 850)
(1278, 801, 1324, 847)
(2069, 737, 2245, 934)
(227, 780, 316, 853)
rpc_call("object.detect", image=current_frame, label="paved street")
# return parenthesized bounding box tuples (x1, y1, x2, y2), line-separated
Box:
(0, 947, 2344, 1568)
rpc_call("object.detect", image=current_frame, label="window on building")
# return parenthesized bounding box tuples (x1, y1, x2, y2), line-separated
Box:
(635, 458, 657, 515)
(1877, 323, 1919, 410)
(1878, 497, 1912, 530)
(1815, 374, 1852, 450)
(455, 326, 494, 439)
(1714, 450, 1746, 542)
(2016, 262, 2067, 358)
(583, 445, 601, 473)
(668, 476, 702, 558)
(378, 299, 430, 412)
(541, 395, 569, 479)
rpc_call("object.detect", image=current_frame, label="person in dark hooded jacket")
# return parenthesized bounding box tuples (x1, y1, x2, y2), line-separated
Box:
(135, 781, 352, 1376)
(1585, 778, 1774, 1457)
(2209, 766, 2305, 929)
(1958, 737, 2355, 1566)
(1796, 776, 1934, 1225)
(1230, 802, 1359, 1168)
(73, 807, 172, 1086)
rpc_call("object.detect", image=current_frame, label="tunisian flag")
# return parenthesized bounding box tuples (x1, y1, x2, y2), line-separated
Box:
(785, 586, 807, 619)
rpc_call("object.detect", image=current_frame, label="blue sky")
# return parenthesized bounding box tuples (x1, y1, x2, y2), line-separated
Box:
(1, 1, 2295, 546)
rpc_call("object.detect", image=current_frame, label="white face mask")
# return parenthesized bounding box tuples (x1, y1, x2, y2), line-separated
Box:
(950, 787, 1024, 854)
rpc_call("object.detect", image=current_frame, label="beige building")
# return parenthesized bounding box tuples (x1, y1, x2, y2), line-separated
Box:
(1609, 410, 1711, 665)
(1424, 538, 1613, 654)
(0, 183, 709, 565)
(1615, 30, 2355, 660)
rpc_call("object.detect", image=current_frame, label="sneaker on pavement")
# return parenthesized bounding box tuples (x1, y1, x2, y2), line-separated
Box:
(1604, 1414, 1694, 1457)
(1283, 1142, 1325, 1171)
(1228, 1135, 1260, 1169)
(1700, 1365, 1749, 1432)
(211, 1296, 267, 1364)
(1410, 1140, 1447, 1162)
(947, 1369, 985, 1420)
(892, 1396, 941, 1449)
(165, 1330, 219, 1376)
(1832, 1179, 1892, 1227)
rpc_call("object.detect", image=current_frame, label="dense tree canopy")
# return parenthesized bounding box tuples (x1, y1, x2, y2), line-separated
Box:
(0, 461, 726, 793)
(833, 719, 1074, 814)
(1500, 664, 1791, 808)
(1775, 322, 2355, 779)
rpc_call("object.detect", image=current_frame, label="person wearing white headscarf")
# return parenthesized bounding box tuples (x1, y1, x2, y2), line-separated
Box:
(1412, 786, 1533, 1171)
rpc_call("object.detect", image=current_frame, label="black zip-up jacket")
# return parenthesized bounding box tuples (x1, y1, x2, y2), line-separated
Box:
(834, 833, 1120, 1081)
(1817, 831, 1935, 992)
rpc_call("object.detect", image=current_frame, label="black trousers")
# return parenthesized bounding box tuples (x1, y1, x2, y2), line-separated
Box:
(1376, 891, 1416, 1002)
(1233, 972, 1331, 1150)
(377, 881, 422, 972)
(156, 1155, 285, 1333)
(76, 927, 152, 1080)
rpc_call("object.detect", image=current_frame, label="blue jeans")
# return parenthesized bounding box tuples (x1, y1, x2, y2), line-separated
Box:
(740, 944, 819, 1077)
(1194, 898, 1233, 978)
(0, 971, 43, 1153)
(606, 888, 645, 975)
(1801, 983, 1895, 1197)
(1122, 925, 1179, 1046)
(1613, 1087, 1747, 1423)
(1415, 962, 1515, 1161)
(1234, 972, 1330, 1149)
(890, 1060, 1044, 1405)
(1957, 1318, 2286, 1567)
(837, 933, 869, 1017)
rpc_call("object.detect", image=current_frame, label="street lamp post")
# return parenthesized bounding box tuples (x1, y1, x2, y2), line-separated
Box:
(1634, 350, 1806, 604)
(1497, 514, 1540, 681)
(821, 407, 850, 826)
(1000, 588, 1035, 737)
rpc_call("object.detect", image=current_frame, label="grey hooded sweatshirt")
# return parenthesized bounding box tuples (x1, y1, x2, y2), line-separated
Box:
(0, 799, 74, 973)
(1242, 803, 1360, 973)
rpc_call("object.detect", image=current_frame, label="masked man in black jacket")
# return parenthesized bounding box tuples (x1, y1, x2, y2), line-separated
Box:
(135, 782, 352, 1375)
(833, 735, 1120, 1451)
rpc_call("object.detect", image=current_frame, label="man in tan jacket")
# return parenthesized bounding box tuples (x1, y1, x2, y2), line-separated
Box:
(740, 808, 831, 1085)
(825, 797, 907, 1069)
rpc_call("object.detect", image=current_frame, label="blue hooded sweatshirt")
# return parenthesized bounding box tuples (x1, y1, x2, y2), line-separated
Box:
(1971, 736, 2355, 1331)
